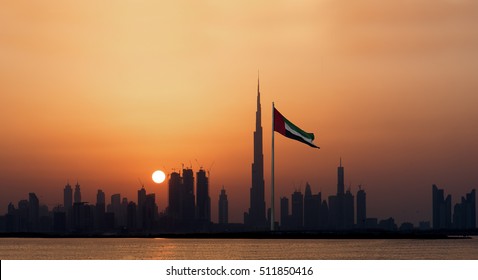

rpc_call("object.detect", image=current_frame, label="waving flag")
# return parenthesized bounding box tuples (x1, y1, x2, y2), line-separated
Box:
(273, 107, 320, 149)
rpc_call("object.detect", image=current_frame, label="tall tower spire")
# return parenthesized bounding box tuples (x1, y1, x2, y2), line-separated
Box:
(256, 72, 261, 130)
(257, 70, 260, 96)
(247, 74, 266, 229)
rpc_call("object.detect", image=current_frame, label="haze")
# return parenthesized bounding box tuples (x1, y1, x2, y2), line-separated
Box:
(1, 1, 478, 225)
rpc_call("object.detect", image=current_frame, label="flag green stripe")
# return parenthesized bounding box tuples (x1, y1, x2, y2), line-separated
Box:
(283, 118, 315, 142)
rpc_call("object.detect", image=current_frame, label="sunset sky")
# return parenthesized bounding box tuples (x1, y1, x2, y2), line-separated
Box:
(1, 1, 478, 225)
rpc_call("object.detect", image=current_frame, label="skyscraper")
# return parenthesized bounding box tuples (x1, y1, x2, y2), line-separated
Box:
(181, 168, 196, 224)
(96, 189, 105, 230)
(453, 189, 476, 230)
(144, 193, 157, 231)
(218, 187, 228, 225)
(110, 194, 121, 227)
(432, 184, 452, 229)
(328, 159, 347, 229)
(303, 183, 314, 229)
(74, 181, 81, 203)
(344, 189, 354, 229)
(357, 187, 366, 228)
(303, 183, 321, 230)
(280, 197, 289, 230)
(246, 77, 266, 229)
(137, 186, 146, 229)
(28, 193, 39, 231)
(127, 201, 137, 230)
(196, 168, 211, 224)
(337, 158, 344, 196)
(168, 171, 181, 221)
(64, 182, 72, 210)
(291, 190, 304, 230)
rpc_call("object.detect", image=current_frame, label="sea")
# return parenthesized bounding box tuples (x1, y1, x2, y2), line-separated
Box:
(1, 237, 478, 259)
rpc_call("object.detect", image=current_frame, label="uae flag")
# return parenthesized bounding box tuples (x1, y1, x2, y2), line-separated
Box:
(273, 107, 320, 149)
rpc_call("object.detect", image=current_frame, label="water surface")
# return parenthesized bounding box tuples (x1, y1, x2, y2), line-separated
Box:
(1, 238, 477, 260)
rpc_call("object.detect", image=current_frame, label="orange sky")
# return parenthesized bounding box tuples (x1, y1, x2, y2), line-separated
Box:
(1, 1, 478, 225)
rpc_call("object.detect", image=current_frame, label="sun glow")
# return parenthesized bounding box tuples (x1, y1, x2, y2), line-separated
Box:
(152, 170, 166, 184)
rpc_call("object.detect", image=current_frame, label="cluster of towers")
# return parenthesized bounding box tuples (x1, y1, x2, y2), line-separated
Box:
(432, 185, 476, 230)
(164, 167, 229, 231)
(1, 165, 231, 234)
(279, 161, 369, 231)
(2, 78, 477, 234)
(164, 168, 215, 231)
(243, 77, 396, 232)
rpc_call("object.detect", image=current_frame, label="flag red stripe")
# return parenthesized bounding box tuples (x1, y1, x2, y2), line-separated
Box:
(273, 107, 286, 135)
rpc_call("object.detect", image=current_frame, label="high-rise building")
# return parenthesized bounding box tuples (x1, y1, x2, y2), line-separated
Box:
(121, 197, 128, 227)
(357, 187, 366, 228)
(28, 193, 39, 231)
(246, 77, 266, 229)
(280, 197, 289, 230)
(168, 171, 181, 221)
(344, 189, 354, 229)
(137, 186, 146, 229)
(218, 187, 228, 225)
(96, 189, 105, 230)
(328, 159, 348, 230)
(96, 190, 105, 206)
(110, 194, 121, 227)
(432, 184, 452, 229)
(337, 158, 344, 196)
(302, 183, 322, 230)
(453, 189, 476, 230)
(291, 190, 304, 230)
(74, 182, 81, 203)
(144, 193, 157, 231)
(127, 201, 137, 230)
(318, 200, 329, 229)
(64, 182, 72, 210)
(181, 168, 196, 224)
(196, 169, 211, 224)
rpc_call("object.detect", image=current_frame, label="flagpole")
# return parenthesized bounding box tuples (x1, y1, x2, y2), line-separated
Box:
(271, 102, 275, 231)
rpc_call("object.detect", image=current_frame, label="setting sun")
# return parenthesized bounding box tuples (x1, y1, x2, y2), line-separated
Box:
(152, 170, 166, 184)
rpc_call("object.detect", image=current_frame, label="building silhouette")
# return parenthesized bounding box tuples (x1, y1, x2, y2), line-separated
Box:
(196, 168, 211, 224)
(326, 159, 355, 230)
(109, 193, 121, 228)
(337, 158, 345, 196)
(74, 182, 81, 204)
(72, 202, 93, 232)
(168, 171, 182, 224)
(218, 186, 228, 224)
(144, 193, 157, 231)
(318, 200, 328, 229)
(182, 168, 196, 224)
(291, 190, 304, 230)
(356, 187, 366, 228)
(280, 197, 289, 230)
(127, 201, 137, 230)
(137, 185, 146, 229)
(245, 77, 266, 229)
(96, 189, 105, 230)
(432, 184, 452, 229)
(344, 189, 354, 229)
(28, 193, 39, 232)
(303, 183, 321, 230)
(453, 189, 476, 230)
(64, 182, 72, 211)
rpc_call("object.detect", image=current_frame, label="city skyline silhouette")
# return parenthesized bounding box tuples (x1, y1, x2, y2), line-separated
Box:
(2, 1, 478, 227)
(1, 86, 476, 234)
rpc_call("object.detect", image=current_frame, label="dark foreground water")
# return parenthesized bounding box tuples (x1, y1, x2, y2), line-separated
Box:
(1, 237, 478, 259)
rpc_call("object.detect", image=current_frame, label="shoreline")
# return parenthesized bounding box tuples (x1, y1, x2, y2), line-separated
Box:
(0, 230, 474, 239)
